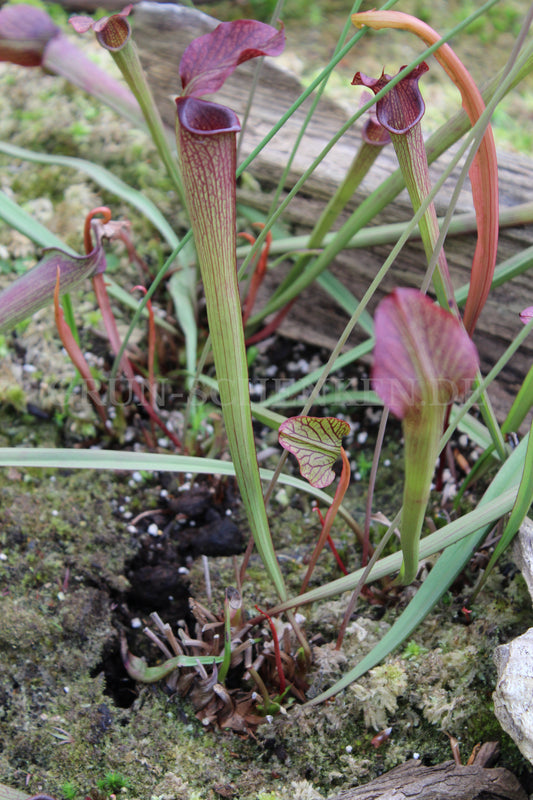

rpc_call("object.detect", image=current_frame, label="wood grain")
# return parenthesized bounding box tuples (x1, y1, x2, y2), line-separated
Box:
(326, 758, 528, 800)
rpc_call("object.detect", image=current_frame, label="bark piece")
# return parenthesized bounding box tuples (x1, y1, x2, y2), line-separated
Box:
(326, 758, 527, 800)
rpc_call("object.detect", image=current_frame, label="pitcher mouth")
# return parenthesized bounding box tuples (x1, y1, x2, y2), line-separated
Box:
(176, 96, 241, 137)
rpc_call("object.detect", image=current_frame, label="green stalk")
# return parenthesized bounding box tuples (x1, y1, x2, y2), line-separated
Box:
(313, 143, 384, 244)
(175, 98, 287, 604)
(281, 137, 388, 289)
(108, 41, 186, 208)
(235, 203, 533, 260)
(390, 126, 453, 311)
(399, 403, 445, 583)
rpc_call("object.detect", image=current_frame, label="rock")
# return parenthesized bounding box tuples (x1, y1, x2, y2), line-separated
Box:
(494, 628, 533, 764)
(512, 517, 533, 600)
(493, 518, 533, 764)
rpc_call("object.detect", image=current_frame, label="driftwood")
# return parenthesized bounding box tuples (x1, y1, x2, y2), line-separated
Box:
(129, 1, 533, 422)
(0, 760, 526, 800)
(326, 758, 527, 800)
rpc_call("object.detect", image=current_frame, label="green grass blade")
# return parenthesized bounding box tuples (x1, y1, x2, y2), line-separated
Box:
(305, 433, 530, 704)
(271, 391, 381, 410)
(454, 244, 533, 307)
(0, 141, 179, 248)
(503, 362, 533, 436)
(0, 445, 353, 517)
(0, 189, 72, 251)
(317, 272, 374, 336)
(472, 422, 533, 596)
(168, 268, 197, 390)
(260, 339, 375, 409)
(450, 406, 494, 451)
(266, 487, 519, 616)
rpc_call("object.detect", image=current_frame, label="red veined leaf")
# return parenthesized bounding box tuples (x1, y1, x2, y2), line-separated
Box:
(180, 19, 285, 98)
(372, 288, 479, 419)
(278, 416, 350, 489)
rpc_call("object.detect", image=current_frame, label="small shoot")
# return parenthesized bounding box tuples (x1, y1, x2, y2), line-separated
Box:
(218, 587, 242, 684)
(97, 772, 131, 794)
(278, 416, 351, 592)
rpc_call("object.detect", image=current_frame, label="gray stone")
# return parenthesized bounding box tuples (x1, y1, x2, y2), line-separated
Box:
(493, 518, 533, 764)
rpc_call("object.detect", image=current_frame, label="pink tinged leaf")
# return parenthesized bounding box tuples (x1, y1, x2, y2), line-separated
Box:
(70, 5, 132, 50)
(362, 114, 391, 147)
(0, 242, 106, 333)
(352, 63, 429, 135)
(68, 15, 95, 34)
(357, 92, 390, 146)
(180, 19, 285, 98)
(0, 3, 59, 66)
(372, 289, 479, 419)
(520, 306, 533, 324)
(278, 416, 351, 489)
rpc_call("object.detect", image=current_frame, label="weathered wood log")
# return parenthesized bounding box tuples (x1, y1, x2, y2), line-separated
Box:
(326, 758, 528, 800)
(0, 785, 32, 800)
(129, 1, 533, 422)
(0, 759, 525, 800)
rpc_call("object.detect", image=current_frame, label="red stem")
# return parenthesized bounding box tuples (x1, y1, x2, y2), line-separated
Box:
(255, 604, 286, 695)
(299, 448, 351, 595)
(83, 206, 112, 254)
(314, 507, 348, 575)
(245, 299, 296, 346)
(85, 210, 181, 447)
(242, 226, 272, 326)
(54, 267, 108, 426)
(132, 285, 156, 410)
